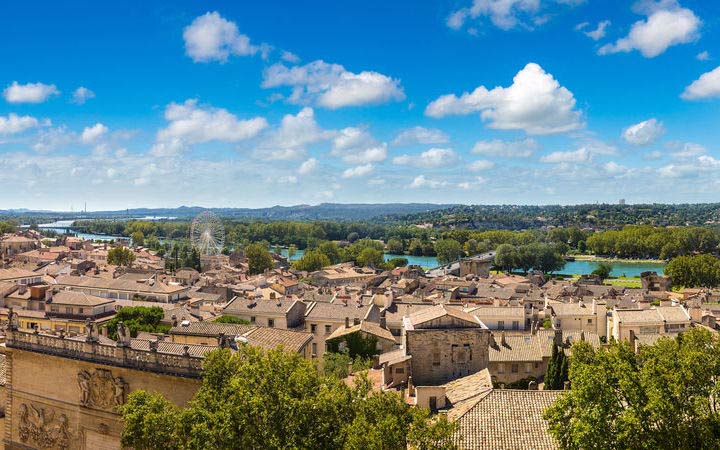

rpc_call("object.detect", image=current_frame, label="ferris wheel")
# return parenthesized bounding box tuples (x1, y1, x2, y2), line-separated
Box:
(190, 211, 225, 256)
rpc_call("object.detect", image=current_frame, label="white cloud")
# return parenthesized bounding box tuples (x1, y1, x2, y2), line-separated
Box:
(644, 150, 664, 160)
(259, 107, 334, 160)
(540, 147, 591, 163)
(392, 126, 449, 146)
(468, 159, 495, 171)
(0, 114, 40, 135)
(697, 51, 710, 61)
(393, 148, 459, 168)
(281, 51, 300, 63)
(622, 118, 665, 145)
(71, 87, 95, 104)
(342, 164, 374, 178)
(425, 63, 582, 134)
(447, 0, 584, 31)
(408, 175, 448, 189)
(458, 176, 488, 189)
(32, 126, 75, 153)
(81, 123, 109, 144)
(471, 138, 538, 157)
(603, 161, 630, 175)
(579, 20, 611, 40)
(184, 12, 265, 63)
(669, 141, 706, 159)
(151, 99, 268, 156)
(599, 2, 700, 58)
(276, 175, 299, 184)
(331, 127, 388, 164)
(3, 82, 60, 103)
(681, 66, 720, 100)
(298, 158, 318, 175)
(262, 60, 405, 109)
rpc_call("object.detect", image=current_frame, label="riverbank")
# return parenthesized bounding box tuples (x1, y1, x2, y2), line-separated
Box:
(572, 255, 668, 264)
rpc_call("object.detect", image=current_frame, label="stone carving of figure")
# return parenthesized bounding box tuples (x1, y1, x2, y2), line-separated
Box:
(77, 371, 91, 407)
(113, 377, 127, 406)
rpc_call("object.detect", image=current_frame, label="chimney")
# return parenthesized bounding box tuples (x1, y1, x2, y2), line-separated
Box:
(554, 328, 563, 347)
(101, 326, 107, 338)
(592, 299, 597, 315)
(580, 330, 585, 341)
(500, 331, 506, 347)
(353, 318, 360, 326)
(563, 380, 570, 390)
(379, 310, 387, 329)
(407, 376, 414, 397)
(345, 317, 350, 328)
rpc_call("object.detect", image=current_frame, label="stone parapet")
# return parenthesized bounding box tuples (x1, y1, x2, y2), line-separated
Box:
(5, 329, 204, 378)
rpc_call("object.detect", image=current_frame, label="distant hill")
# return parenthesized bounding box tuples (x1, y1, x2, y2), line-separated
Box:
(0, 203, 458, 222)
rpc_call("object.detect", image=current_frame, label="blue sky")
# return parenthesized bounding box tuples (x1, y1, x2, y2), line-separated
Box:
(1, 0, 720, 210)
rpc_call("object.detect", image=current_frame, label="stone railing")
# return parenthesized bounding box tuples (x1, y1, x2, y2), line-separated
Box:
(5, 329, 205, 378)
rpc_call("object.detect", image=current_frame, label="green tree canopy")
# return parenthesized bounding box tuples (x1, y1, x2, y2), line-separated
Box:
(544, 328, 720, 450)
(356, 247, 384, 268)
(292, 249, 331, 272)
(105, 306, 168, 339)
(107, 246, 136, 267)
(591, 261, 613, 280)
(434, 238, 464, 265)
(120, 346, 457, 450)
(244, 243, 274, 275)
(665, 254, 720, 288)
(386, 238, 404, 255)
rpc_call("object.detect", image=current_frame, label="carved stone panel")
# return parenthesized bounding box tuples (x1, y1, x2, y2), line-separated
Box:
(77, 368, 128, 410)
(18, 403, 71, 449)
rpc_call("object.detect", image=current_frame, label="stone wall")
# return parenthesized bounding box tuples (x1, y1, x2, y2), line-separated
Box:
(406, 328, 490, 386)
(2, 346, 201, 450)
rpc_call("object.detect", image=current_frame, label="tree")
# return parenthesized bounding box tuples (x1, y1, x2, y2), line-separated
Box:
(105, 306, 168, 339)
(244, 243, 274, 275)
(356, 247, 384, 268)
(213, 315, 251, 324)
(665, 254, 720, 288)
(386, 257, 408, 268)
(292, 250, 331, 272)
(287, 244, 297, 260)
(386, 238, 404, 255)
(317, 241, 341, 264)
(347, 232, 360, 243)
(130, 231, 145, 247)
(435, 239, 464, 265)
(591, 262, 613, 280)
(544, 328, 720, 450)
(120, 347, 458, 450)
(544, 343, 568, 390)
(495, 244, 516, 272)
(107, 246, 136, 267)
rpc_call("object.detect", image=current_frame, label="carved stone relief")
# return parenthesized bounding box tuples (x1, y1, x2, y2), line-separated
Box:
(77, 368, 128, 410)
(18, 403, 71, 449)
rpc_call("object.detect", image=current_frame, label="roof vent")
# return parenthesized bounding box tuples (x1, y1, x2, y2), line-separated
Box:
(181, 320, 191, 327)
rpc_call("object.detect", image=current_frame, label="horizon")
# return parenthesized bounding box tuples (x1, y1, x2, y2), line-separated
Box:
(2, 1, 720, 209)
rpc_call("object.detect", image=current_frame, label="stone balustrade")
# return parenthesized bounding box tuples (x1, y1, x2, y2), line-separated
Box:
(5, 329, 205, 378)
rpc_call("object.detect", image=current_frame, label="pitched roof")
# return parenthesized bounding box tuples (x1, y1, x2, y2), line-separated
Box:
(614, 308, 663, 324)
(405, 304, 482, 329)
(170, 321, 256, 337)
(452, 389, 562, 450)
(56, 274, 187, 295)
(50, 290, 114, 307)
(305, 300, 375, 321)
(656, 306, 691, 323)
(223, 296, 301, 316)
(242, 327, 313, 353)
(326, 320, 395, 342)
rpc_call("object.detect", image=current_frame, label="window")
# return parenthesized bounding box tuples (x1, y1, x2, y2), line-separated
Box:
(432, 351, 441, 366)
(587, 319, 593, 324)
(498, 363, 505, 373)
(268, 319, 275, 328)
(78, 308, 84, 314)
(311, 324, 317, 333)
(525, 363, 532, 373)
(429, 396, 437, 410)
(250, 316, 256, 323)
(395, 367, 404, 374)
(325, 325, 332, 335)
(65, 307, 72, 314)
(512, 321, 519, 330)
(311, 343, 317, 356)
(497, 320, 505, 330)
(511, 363, 519, 373)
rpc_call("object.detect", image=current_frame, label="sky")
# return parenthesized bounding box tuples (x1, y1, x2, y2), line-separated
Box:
(1, 0, 720, 211)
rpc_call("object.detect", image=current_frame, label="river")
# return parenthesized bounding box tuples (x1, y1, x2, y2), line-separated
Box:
(280, 248, 665, 275)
